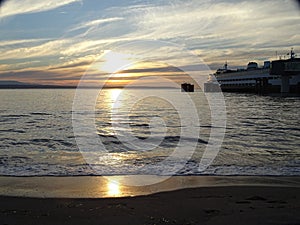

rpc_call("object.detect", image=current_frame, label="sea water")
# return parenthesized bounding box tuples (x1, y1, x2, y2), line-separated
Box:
(0, 88, 299, 176)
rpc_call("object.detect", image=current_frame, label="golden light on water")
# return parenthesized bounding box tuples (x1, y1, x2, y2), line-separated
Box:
(107, 180, 121, 196)
(109, 88, 122, 102)
(107, 88, 123, 110)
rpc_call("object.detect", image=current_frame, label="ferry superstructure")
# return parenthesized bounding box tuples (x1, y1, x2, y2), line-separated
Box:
(205, 49, 300, 95)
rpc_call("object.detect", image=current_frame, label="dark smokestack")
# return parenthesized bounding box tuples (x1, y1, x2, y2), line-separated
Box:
(0, 0, 7, 7)
(295, 0, 300, 9)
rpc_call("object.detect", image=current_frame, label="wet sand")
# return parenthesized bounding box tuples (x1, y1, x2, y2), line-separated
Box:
(1, 175, 299, 198)
(0, 176, 299, 224)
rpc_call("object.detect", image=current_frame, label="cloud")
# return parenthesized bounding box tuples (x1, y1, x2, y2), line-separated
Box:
(69, 17, 124, 33)
(1, 0, 300, 85)
(0, 0, 80, 18)
(115, 0, 300, 65)
(119, 63, 210, 74)
(0, 60, 41, 71)
(0, 39, 71, 60)
(0, 38, 50, 47)
(49, 54, 98, 70)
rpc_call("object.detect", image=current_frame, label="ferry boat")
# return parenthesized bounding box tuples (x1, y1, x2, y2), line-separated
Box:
(204, 49, 300, 95)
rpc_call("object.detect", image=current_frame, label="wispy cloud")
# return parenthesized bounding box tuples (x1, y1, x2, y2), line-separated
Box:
(1, 0, 299, 85)
(0, 39, 71, 60)
(49, 54, 98, 71)
(107, 0, 300, 66)
(68, 0, 299, 69)
(0, 60, 41, 71)
(69, 17, 124, 33)
(0, 0, 80, 19)
(0, 38, 50, 47)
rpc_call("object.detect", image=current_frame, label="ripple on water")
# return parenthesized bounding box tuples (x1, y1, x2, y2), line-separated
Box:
(0, 89, 299, 176)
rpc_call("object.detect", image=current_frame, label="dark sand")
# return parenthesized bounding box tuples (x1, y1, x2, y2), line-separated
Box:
(1, 185, 299, 225)
(1, 176, 299, 198)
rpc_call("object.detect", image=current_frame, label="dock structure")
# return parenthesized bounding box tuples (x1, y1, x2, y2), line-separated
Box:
(270, 52, 300, 94)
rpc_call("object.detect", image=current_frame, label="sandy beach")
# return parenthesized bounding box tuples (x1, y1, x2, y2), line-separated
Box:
(1, 186, 299, 225)
(0, 176, 299, 225)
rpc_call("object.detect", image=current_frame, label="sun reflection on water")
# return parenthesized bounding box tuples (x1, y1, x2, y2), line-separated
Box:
(108, 88, 123, 110)
(109, 88, 122, 102)
(107, 179, 121, 196)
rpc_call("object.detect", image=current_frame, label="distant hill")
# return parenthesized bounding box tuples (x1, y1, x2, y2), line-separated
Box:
(0, 80, 32, 86)
(0, 80, 76, 89)
(0, 81, 177, 89)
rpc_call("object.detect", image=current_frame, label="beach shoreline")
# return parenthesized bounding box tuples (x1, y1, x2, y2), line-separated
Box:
(0, 175, 299, 198)
(1, 176, 299, 224)
(1, 184, 299, 225)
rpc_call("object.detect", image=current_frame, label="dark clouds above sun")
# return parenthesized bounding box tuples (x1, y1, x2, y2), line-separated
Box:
(0, 0, 299, 86)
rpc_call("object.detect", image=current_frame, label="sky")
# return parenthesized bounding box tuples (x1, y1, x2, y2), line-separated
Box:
(0, 0, 299, 86)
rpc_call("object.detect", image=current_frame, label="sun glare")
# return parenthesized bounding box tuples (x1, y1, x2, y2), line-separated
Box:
(109, 88, 122, 102)
(108, 88, 123, 109)
(107, 180, 121, 196)
(101, 51, 134, 73)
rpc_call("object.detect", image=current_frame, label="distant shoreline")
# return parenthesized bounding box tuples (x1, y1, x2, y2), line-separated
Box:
(0, 85, 77, 89)
(0, 85, 177, 89)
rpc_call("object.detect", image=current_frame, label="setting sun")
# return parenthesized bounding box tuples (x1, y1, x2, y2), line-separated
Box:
(101, 51, 135, 73)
